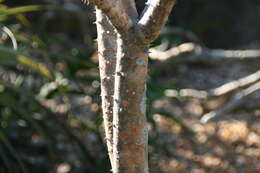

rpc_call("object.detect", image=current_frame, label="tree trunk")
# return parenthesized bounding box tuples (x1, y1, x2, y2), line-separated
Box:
(112, 34, 149, 173)
(82, 0, 177, 172)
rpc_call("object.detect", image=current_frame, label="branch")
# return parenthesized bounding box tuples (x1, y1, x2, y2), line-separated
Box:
(150, 42, 197, 61)
(200, 81, 260, 123)
(84, 0, 133, 33)
(96, 8, 117, 169)
(210, 70, 260, 96)
(150, 42, 260, 64)
(165, 69, 260, 99)
(1, 26, 17, 50)
(138, 0, 177, 44)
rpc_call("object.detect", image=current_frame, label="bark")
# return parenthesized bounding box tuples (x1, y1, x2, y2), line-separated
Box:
(112, 35, 149, 173)
(88, 0, 133, 33)
(96, 8, 117, 168)
(138, 0, 177, 44)
(82, 0, 176, 173)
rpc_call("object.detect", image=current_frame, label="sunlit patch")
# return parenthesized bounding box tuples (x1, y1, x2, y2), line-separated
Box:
(201, 155, 221, 167)
(57, 163, 71, 173)
(217, 121, 249, 143)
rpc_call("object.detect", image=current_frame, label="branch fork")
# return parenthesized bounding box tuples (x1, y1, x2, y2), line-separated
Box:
(84, 0, 177, 45)
(82, 0, 177, 173)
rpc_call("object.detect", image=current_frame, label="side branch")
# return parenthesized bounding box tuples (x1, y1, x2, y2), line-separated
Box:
(138, 0, 177, 44)
(200, 81, 260, 123)
(86, 0, 133, 32)
(165, 69, 260, 99)
(150, 42, 260, 64)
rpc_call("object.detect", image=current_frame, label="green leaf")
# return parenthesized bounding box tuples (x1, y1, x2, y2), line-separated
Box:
(0, 46, 52, 79)
(0, 5, 52, 21)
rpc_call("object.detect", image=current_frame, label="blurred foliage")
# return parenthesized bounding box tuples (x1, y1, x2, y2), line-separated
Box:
(0, 0, 193, 172)
(0, 0, 105, 172)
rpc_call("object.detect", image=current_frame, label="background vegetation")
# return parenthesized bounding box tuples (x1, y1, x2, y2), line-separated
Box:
(0, 0, 259, 173)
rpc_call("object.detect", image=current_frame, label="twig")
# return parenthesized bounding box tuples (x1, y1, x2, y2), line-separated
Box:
(200, 81, 260, 123)
(150, 42, 260, 64)
(150, 42, 197, 61)
(165, 69, 260, 99)
(2, 26, 18, 50)
(210, 70, 260, 96)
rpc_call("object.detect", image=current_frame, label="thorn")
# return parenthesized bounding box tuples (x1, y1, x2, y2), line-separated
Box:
(114, 99, 120, 103)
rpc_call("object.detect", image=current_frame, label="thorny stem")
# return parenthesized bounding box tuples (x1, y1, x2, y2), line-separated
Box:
(83, 0, 177, 172)
(96, 7, 117, 169)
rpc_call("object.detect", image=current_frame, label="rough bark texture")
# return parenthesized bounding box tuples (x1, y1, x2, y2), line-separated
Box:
(82, 0, 176, 172)
(138, 0, 177, 44)
(96, 8, 117, 168)
(89, 0, 133, 32)
(112, 34, 149, 173)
